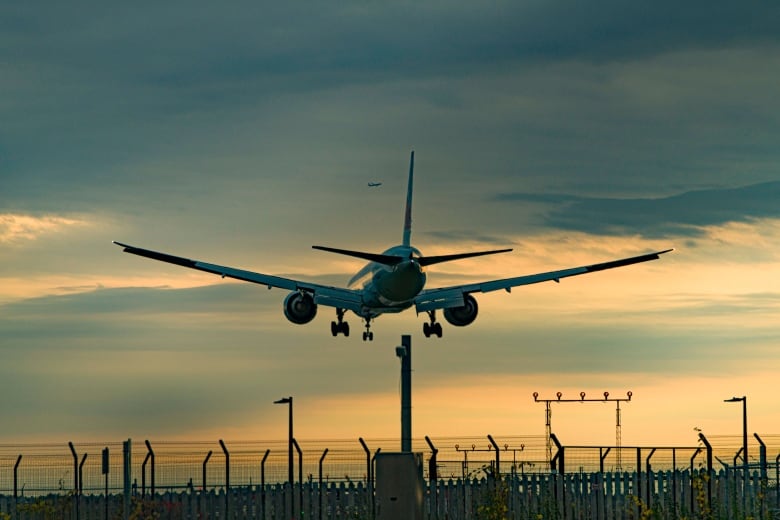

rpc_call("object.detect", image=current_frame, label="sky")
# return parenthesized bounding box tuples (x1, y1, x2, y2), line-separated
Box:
(2, 1, 780, 456)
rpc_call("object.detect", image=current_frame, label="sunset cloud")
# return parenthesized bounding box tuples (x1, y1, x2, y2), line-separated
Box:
(0, 213, 87, 244)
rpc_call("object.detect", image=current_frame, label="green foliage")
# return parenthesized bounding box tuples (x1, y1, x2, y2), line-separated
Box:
(15, 493, 74, 520)
(476, 478, 509, 520)
(692, 471, 713, 520)
(626, 493, 664, 520)
(127, 496, 161, 520)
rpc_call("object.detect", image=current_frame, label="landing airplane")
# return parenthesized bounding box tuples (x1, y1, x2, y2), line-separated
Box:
(114, 151, 672, 341)
(368, 182, 382, 187)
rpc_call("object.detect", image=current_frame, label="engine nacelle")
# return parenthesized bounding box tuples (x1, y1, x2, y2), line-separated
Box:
(283, 291, 317, 324)
(443, 293, 478, 327)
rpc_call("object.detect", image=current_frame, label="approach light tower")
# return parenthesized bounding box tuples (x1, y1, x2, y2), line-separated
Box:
(533, 391, 633, 470)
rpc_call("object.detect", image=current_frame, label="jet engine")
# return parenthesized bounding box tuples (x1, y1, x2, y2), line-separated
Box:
(443, 293, 478, 326)
(283, 291, 317, 324)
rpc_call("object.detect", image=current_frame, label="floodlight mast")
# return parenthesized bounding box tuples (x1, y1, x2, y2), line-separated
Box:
(533, 391, 633, 470)
(724, 395, 748, 512)
(273, 396, 294, 518)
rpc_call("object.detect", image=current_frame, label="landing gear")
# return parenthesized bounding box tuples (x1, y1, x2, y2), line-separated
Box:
(362, 318, 374, 341)
(423, 311, 443, 338)
(331, 308, 350, 337)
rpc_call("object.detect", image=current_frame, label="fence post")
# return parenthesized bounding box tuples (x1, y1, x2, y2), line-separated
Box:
(123, 440, 131, 520)
(689, 448, 702, 514)
(359, 437, 372, 518)
(487, 435, 500, 479)
(425, 436, 438, 520)
(292, 438, 303, 518)
(698, 433, 713, 511)
(550, 433, 563, 474)
(68, 442, 79, 519)
(261, 449, 270, 520)
(635, 447, 641, 506)
(599, 447, 611, 474)
(141, 440, 154, 502)
(142, 450, 150, 498)
(645, 448, 656, 509)
(202, 450, 213, 491)
(78, 454, 87, 496)
(102, 448, 109, 520)
(754, 433, 767, 518)
(13, 455, 21, 501)
(550, 434, 564, 518)
(219, 439, 229, 519)
(318, 449, 328, 520)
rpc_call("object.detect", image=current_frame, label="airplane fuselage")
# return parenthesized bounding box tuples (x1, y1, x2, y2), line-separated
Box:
(348, 245, 426, 315)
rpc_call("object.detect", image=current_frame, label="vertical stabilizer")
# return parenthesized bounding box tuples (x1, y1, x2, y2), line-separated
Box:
(403, 151, 414, 247)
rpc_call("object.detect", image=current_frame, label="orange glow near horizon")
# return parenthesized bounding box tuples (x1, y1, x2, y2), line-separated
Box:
(2, 213, 780, 445)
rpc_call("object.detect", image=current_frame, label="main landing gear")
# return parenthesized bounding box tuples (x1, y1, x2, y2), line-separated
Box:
(331, 308, 350, 337)
(423, 310, 443, 338)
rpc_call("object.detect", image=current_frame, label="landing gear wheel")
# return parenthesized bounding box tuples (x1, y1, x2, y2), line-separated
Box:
(362, 319, 374, 341)
(332, 309, 349, 337)
(433, 322, 443, 338)
(363, 317, 374, 341)
(423, 310, 442, 338)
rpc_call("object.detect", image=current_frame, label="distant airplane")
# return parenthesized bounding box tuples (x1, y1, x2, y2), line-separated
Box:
(368, 182, 382, 187)
(114, 151, 672, 341)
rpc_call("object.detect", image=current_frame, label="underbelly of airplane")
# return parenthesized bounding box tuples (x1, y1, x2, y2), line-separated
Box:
(356, 287, 414, 317)
(352, 302, 413, 319)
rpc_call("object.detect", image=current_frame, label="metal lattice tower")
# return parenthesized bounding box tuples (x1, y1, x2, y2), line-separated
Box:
(533, 391, 633, 470)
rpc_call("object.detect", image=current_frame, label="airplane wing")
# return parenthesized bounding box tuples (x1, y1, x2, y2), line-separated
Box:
(112, 241, 365, 314)
(414, 249, 673, 313)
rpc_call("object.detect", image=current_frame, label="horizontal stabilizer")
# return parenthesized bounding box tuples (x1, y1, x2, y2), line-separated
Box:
(418, 248, 513, 267)
(312, 245, 405, 266)
(313, 245, 514, 267)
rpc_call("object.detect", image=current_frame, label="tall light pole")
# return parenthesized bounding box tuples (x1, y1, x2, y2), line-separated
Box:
(274, 396, 294, 518)
(724, 396, 747, 475)
(725, 395, 748, 515)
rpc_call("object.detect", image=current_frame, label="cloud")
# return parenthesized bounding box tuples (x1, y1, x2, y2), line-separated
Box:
(494, 181, 780, 237)
(0, 213, 88, 244)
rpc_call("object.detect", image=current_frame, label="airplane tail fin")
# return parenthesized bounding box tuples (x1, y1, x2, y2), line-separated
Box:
(402, 150, 414, 247)
(312, 150, 513, 267)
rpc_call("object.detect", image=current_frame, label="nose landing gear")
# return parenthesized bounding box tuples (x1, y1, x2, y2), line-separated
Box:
(362, 318, 374, 341)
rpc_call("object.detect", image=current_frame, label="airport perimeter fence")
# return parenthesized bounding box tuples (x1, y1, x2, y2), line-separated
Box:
(1, 433, 779, 519)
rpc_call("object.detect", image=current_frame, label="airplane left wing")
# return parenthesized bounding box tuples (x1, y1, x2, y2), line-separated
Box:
(415, 248, 673, 313)
(113, 241, 364, 314)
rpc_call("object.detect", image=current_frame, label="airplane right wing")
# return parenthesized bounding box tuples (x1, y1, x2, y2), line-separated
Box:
(415, 248, 673, 313)
(112, 241, 365, 314)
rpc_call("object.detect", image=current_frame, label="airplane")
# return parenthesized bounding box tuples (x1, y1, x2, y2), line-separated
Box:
(114, 151, 672, 341)
(368, 182, 383, 187)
